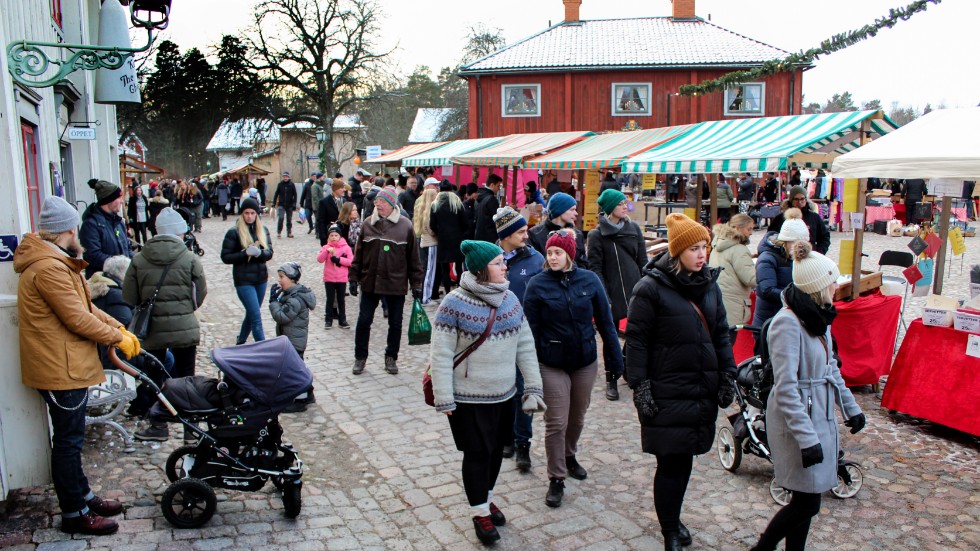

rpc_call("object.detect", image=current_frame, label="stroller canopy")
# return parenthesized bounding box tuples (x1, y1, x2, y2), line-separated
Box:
(211, 336, 313, 411)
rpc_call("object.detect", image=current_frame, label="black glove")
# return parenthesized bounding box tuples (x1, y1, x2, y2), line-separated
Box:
(844, 413, 866, 434)
(269, 284, 282, 304)
(717, 373, 735, 408)
(632, 379, 658, 420)
(331, 256, 342, 266)
(411, 288, 422, 300)
(349, 281, 358, 296)
(801, 443, 824, 468)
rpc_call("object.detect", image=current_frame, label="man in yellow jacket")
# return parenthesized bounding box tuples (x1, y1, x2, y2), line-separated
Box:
(14, 196, 141, 536)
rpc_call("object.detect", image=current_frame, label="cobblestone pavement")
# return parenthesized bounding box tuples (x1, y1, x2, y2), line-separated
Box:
(1, 215, 978, 550)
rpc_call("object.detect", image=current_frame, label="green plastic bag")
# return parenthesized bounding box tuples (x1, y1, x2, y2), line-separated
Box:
(408, 298, 432, 345)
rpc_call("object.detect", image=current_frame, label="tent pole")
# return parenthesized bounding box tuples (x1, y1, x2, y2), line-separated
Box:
(502, 166, 509, 207)
(512, 166, 519, 206)
(577, 169, 586, 230)
(694, 175, 704, 222)
(454, 165, 460, 187)
(933, 196, 953, 295)
(709, 173, 718, 225)
(850, 119, 872, 301)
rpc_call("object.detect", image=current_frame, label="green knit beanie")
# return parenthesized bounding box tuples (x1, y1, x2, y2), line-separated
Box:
(460, 240, 502, 273)
(597, 188, 628, 215)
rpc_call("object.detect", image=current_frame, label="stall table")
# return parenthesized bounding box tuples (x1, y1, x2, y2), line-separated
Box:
(864, 205, 896, 225)
(883, 319, 980, 437)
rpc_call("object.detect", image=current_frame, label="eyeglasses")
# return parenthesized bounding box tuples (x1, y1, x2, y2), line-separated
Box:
(548, 229, 572, 238)
(488, 260, 506, 268)
(792, 196, 807, 202)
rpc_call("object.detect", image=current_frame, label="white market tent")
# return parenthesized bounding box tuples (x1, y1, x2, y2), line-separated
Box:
(832, 107, 980, 179)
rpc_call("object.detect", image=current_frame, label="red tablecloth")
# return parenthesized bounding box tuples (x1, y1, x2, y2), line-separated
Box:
(883, 319, 980, 437)
(865, 205, 896, 225)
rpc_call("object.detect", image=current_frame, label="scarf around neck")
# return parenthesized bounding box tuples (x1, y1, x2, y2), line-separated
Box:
(459, 271, 510, 308)
(783, 283, 837, 336)
(653, 252, 712, 299)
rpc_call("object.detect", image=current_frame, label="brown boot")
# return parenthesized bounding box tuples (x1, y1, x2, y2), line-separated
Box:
(61, 511, 119, 535)
(87, 495, 123, 517)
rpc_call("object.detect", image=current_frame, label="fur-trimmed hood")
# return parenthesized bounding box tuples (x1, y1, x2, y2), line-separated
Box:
(87, 271, 121, 300)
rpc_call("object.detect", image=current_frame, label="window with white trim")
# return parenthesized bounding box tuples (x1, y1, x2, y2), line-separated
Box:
(52, 0, 63, 28)
(724, 83, 765, 116)
(502, 84, 540, 117)
(612, 83, 651, 116)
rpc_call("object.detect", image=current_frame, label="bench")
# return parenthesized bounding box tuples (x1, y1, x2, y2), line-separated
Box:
(85, 369, 137, 453)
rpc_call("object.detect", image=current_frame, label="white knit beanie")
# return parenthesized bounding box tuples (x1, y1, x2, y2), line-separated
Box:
(791, 241, 840, 293)
(778, 218, 810, 242)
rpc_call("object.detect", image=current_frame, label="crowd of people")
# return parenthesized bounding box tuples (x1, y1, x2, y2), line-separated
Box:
(14, 168, 865, 550)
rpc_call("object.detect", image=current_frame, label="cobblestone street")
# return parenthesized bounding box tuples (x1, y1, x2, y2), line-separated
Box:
(1, 214, 978, 550)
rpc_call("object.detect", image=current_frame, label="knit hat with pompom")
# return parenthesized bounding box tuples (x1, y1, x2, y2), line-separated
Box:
(790, 241, 840, 294)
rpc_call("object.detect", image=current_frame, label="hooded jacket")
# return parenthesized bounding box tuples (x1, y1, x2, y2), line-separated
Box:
(587, 215, 647, 321)
(317, 237, 353, 283)
(14, 234, 123, 390)
(123, 235, 207, 350)
(349, 208, 424, 295)
(220, 223, 274, 286)
(768, 199, 831, 254)
(528, 218, 589, 270)
(89, 271, 132, 326)
(80, 203, 132, 277)
(753, 231, 793, 329)
(708, 225, 757, 325)
(270, 284, 317, 354)
(623, 252, 735, 456)
(472, 187, 500, 243)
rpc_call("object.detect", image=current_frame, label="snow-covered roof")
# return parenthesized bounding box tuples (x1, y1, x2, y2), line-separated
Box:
(461, 17, 793, 74)
(408, 109, 453, 143)
(207, 115, 366, 152)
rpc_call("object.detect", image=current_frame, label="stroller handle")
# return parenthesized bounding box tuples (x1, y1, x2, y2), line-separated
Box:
(108, 348, 179, 416)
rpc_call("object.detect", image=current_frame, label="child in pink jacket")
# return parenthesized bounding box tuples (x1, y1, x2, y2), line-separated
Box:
(317, 224, 353, 329)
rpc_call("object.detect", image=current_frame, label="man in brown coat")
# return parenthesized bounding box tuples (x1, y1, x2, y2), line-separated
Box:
(14, 196, 141, 536)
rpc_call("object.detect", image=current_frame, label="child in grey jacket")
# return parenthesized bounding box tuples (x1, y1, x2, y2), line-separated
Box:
(270, 262, 317, 411)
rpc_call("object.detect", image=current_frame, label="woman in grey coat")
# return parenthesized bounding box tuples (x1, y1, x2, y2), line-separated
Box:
(751, 241, 865, 551)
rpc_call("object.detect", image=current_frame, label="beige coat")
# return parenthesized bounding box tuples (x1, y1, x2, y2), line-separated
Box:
(708, 226, 757, 325)
(14, 234, 123, 390)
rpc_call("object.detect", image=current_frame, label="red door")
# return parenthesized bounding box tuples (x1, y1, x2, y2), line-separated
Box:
(21, 122, 42, 232)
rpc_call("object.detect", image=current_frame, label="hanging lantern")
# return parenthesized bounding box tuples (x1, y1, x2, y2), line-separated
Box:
(94, 0, 141, 104)
(353, 157, 361, 165)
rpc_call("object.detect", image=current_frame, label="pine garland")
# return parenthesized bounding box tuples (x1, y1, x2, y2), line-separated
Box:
(679, 0, 942, 97)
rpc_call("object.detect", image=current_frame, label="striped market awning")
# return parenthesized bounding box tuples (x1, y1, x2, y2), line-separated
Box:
(402, 137, 506, 167)
(622, 111, 898, 174)
(452, 131, 594, 166)
(369, 142, 447, 165)
(522, 125, 695, 170)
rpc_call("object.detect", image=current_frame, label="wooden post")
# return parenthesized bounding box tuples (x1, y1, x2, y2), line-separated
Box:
(693, 175, 703, 222)
(577, 169, 586, 230)
(512, 166, 519, 206)
(453, 164, 460, 187)
(850, 119, 872, 301)
(708, 173, 718, 225)
(933, 196, 953, 295)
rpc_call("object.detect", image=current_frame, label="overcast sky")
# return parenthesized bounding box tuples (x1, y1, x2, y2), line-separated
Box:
(160, 0, 977, 110)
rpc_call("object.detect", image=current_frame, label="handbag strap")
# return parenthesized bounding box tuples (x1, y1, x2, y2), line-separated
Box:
(452, 306, 497, 369)
(145, 261, 175, 303)
(687, 299, 711, 335)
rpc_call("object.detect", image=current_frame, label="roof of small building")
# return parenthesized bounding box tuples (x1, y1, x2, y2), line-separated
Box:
(206, 115, 365, 151)
(461, 17, 794, 75)
(408, 108, 453, 143)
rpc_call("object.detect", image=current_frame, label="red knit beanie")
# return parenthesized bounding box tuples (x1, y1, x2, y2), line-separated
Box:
(545, 230, 577, 262)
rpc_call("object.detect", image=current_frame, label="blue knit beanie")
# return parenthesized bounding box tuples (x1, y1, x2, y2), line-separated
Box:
(547, 192, 576, 220)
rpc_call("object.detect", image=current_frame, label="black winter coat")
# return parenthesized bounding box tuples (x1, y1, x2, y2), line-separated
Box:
(220, 224, 274, 286)
(429, 197, 469, 264)
(272, 179, 297, 209)
(316, 195, 344, 245)
(472, 187, 500, 243)
(524, 267, 624, 374)
(767, 201, 831, 254)
(624, 252, 736, 456)
(528, 218, 589, 270)
(398, 188, 418, 220)
(587, 215, 647, 321)
(300, 180, 314, 210)
(79, 204, 133, 278)
(903, 179, 927, 203)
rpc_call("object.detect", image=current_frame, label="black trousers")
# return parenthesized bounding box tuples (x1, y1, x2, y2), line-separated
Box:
(131, 222, 147, 244)
(754, 491, 821, 551)
(324, 282, 347, 324)
(653, 454, 694, 534)
(354, 292, 406, 360)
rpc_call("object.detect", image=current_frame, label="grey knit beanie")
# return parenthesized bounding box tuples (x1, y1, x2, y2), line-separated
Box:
(38, 196, 80, 233)
(278, 261, 302, 282)
(155, 207, 187, 236)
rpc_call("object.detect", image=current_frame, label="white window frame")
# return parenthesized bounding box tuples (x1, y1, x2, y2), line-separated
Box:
(501, 84, 541, 118)
(611, 83, 652, 116)
(724, 82, 766, 116)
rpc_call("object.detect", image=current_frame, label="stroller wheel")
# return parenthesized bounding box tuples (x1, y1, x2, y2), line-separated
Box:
(282, 480, 302, 519)
(162, 478, 217, 528)
(166, 445, 198, 482)
(831, 463, 864, 499)
(717, 426, 742, 472)
(196, 248, 205, 256)
(769, 478, 792, 506)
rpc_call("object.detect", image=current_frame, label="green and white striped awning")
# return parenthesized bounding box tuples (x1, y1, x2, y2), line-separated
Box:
(622, 111, 898, 174)
(521, 125, 695, 170)
(368, 141, 447, 165)
(402, 137, 506, 167)
(452, 131, 594, 166)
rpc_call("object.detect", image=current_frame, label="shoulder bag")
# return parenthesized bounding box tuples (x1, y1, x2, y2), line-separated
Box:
(423, 306, 497, 407)
(128, 261, 175, 339)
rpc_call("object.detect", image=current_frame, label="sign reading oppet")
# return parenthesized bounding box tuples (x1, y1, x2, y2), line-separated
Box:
(68, 127, 97, 140)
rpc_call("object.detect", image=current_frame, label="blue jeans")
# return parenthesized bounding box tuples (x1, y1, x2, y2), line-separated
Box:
(513, 369, 533, 445)
(236, 282, 267, 343)
(39, 388, 95, 516)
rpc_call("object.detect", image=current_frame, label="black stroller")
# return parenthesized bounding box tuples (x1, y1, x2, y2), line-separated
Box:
(716, 325, 864, 505)
(110, 336, 311, 527)
(175, 205, 205, 256)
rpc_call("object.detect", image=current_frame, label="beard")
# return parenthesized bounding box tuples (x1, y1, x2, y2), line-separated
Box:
(65, 234, 85, 258)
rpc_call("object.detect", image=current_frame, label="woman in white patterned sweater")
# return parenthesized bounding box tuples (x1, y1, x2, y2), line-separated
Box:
(430, 240, 546, 546)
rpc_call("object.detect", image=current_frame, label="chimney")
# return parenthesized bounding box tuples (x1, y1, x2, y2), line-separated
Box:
(671, 0, 696, 20)
(563, 0, 582, 22)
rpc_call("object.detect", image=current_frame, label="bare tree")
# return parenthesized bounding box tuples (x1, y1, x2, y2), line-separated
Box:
(245, 0, 390, 173)
(438, 25, 506, 140)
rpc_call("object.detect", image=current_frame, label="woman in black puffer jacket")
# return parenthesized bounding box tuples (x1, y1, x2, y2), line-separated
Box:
(624, 213, 736, 551)
(221, 198, 274, 344)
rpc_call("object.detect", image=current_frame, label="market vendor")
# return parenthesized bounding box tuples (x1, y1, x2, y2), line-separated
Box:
(767, 185, 831, 254)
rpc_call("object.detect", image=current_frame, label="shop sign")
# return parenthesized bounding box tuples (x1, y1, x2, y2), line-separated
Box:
(366, 145, 382, 160)
(68, 127, 96, 140)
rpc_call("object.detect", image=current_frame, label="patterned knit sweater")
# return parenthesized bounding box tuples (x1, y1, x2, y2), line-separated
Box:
(429, 273, 543, 413)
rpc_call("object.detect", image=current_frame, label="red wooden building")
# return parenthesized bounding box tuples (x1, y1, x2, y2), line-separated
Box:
(461, 0, 808, 138)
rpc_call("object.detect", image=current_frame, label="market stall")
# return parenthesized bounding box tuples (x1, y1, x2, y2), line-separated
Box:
(368, 141, 447, 167)
(401, 137, 506, 186)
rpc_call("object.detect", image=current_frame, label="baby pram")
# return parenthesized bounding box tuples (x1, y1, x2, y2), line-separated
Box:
(716, 325, 864, 505)
(110, 336, 311, 527)
(174, 205, 205, 256)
